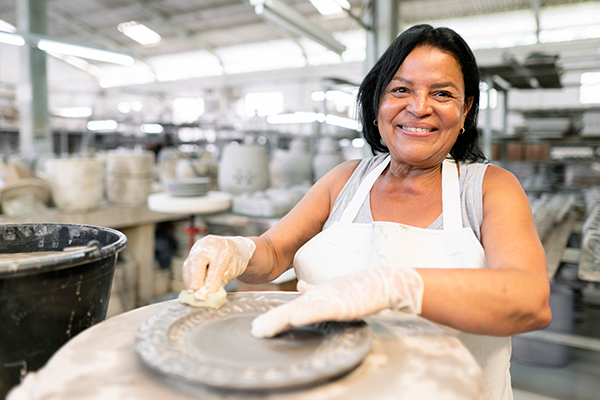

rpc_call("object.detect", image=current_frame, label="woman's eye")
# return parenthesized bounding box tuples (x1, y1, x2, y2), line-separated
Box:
(434, 91, 453, 98)
(390, 87, 408, 94)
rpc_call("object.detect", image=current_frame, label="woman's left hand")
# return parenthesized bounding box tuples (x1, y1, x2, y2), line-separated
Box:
(251, 265, 424, 338)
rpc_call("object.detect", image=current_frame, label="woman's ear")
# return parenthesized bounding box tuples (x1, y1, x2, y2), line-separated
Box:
(464, 96, 474, 115)
(463, 96, 474, 122)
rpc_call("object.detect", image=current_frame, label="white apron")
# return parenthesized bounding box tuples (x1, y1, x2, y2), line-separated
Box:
(294, 156, 512, 400)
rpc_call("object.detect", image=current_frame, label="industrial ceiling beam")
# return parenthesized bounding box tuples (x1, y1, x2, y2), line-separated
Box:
(530, 0, 541, 43)
(168, 3, 252, 26)
(133, 0, 226, 70)
(250, 0, 347, 55)
(48, 9, 152, 67)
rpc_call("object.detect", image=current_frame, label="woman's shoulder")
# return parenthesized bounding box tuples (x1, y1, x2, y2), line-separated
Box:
(327, 154, 387, 184)
(480, 164, 526, 201)
(321, 154, 386, 211)
(482, 164, 520, 185)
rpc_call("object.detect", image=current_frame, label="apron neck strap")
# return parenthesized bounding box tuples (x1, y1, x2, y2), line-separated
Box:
(339, 155, 390, 226)
(442, 158, 465, 255)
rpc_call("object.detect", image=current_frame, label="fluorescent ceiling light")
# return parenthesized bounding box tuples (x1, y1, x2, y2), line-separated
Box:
(325, 114, 360, 130)
(0, 19, 16, 32)
(118, 21, 161, 46)
(38, 40, 134, 65)
(87, 120, 118, 131)
(117, 102, 132, 113)
(47, 51, 104, 77)
(52, 107, 93, 118)
(267, 112, 321, 124)
(245, 91, 284, 117)
(309, 0, 350, 16)
(352, 138, 365, 147)
(140, 124, 164, 134)
(251, 0, 346, 55)
(173, 97, 205, 124)
(131, 101, 143, 112)
(0, 31, 25, 46)
(99, 71, 156, 88)
(266, 111, 359, 130)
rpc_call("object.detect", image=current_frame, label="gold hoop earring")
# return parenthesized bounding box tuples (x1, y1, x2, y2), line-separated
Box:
(459, 128, 465, 134)
(373, 119, 378, 127)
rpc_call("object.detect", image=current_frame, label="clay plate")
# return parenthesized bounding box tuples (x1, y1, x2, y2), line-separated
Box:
(134, 292, 373, 391)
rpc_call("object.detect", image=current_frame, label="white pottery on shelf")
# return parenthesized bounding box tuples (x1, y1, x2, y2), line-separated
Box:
(45, 158, 105, 212)
(218, 144, 269, 195)
(313, 137, 344, 182)
(281, 138, 313, 186)
(106, 150, 155, 207)
(268, 149, 288, 187)
(157, 147, 180, 185)
(175, 152, 219, 191)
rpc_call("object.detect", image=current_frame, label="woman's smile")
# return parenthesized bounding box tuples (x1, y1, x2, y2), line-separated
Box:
(398, 124, 437, 137)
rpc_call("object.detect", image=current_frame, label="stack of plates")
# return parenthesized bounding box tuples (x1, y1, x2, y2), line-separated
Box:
(165, 178, 211, 197)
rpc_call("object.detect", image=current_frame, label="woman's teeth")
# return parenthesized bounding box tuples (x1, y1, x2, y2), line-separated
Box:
(402, 126, 434, 133)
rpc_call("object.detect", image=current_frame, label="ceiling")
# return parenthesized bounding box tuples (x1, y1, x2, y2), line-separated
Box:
(1, 0, 598, 66)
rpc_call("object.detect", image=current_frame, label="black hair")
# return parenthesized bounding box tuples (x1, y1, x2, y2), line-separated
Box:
(357, 24, 485, 162)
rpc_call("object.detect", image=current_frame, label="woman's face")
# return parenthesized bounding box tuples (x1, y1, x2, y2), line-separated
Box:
(377, 45, 472, 168)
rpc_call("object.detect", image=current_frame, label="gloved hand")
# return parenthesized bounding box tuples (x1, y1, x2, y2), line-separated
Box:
(182, 235, 256, 300)
(251, 266, 424, 338)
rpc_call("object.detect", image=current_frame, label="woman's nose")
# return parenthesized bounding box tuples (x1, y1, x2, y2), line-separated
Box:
(406, 92, 432, 117)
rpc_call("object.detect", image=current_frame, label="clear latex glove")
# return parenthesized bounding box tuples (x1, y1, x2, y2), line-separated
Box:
(182, 235, 256, 300)
(251, 265, 424, 339)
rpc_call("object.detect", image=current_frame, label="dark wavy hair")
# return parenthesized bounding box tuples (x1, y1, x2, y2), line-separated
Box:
(357, 24, 485, 162)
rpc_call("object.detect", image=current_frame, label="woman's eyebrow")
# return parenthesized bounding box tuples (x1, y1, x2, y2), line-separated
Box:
(390, 77, 412, 84)
(390, 77, 458, 90)
(431, 82, 458, 89)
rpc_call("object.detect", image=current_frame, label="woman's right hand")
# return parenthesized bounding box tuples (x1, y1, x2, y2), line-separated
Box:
(182, 235, 256, 300)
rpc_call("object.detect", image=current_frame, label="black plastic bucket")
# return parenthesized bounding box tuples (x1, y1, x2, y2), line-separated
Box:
(0, 223, 127, 398)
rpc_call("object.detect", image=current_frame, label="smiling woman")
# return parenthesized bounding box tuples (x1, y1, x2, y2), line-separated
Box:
(181, 24, 551, 400)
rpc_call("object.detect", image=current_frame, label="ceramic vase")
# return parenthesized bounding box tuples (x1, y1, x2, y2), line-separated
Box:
(157, 147, 179, 185)
(218, 144, 269, 195)
(106, 150, 155, 207)
(45, 158, 105, 212)
(268, 149, 288, 187)
(282, 138, 313, 186)
(313, 137, 344, 182)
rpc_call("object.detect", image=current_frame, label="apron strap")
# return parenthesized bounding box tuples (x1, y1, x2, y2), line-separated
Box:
(330, 155, 465, 256)
(442, 158, 465, 255)
(329, 156, 390, 245)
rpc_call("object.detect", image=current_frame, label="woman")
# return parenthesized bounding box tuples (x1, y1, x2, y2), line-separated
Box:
(183, 24, 551, 400)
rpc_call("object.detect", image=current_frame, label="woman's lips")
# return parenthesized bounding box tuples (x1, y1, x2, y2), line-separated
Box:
(399, 125, 437, 136)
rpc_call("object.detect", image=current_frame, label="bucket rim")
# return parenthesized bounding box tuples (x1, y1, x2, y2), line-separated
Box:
(0, 223, 127, 278)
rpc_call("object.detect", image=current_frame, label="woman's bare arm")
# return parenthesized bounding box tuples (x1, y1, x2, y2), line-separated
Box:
(418, 166, 552, 336)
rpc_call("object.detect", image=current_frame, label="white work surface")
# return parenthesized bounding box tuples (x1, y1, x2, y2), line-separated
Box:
(8, 298, 486, 400)
(147, 191, 232, 214)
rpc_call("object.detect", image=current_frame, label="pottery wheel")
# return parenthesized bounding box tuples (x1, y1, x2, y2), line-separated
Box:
(134, 292, 373, 391)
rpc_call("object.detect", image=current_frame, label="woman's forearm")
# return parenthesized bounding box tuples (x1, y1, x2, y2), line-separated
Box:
(236, 235, 293, 284)
(418, 267, 552, 336)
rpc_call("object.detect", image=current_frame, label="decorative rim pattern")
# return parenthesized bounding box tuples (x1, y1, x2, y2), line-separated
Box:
(134, 292, 373, 391)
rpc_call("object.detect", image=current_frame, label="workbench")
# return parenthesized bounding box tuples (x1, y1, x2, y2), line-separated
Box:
(7, 299, 487, 400)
